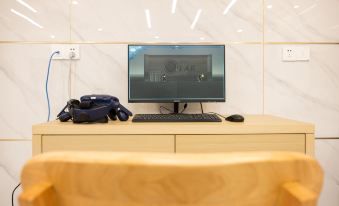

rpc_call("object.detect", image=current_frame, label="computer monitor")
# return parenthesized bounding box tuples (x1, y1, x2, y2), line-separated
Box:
(128, 44, 225, 112)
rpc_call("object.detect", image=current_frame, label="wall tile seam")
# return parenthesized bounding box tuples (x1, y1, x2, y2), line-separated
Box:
(0, 41, 339, 45)
(315, 138, 339, 140)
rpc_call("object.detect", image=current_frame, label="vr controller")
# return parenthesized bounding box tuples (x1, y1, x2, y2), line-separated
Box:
(57, 95, 132, 123)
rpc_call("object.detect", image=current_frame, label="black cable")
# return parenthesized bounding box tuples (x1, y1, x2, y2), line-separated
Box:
(160, 106, 173, 114)
(180, 103, 188, 113)
(12, 183, 21, 206)
(200, 102, 204, 114)
(160, 103, 188, 114)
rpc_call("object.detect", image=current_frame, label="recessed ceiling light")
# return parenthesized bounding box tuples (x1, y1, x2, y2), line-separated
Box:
(72, 1, 79, 5)
(154, 35, 160, 39)
(10, 9, 43, 29)
(237, 29, 243, 33)
(50, 35, 55, 39)
(294, 5, 300, 9)
(199, 37, 205, 40)
(97, 28, 103, 32)
(267, 5, 273, 9)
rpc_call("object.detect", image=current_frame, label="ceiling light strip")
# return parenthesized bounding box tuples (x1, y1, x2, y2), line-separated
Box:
(223, 0, 237, 15)
(171, 0, 178, 14)
(190, 9, 202, 30)
(145, 9, 152, 28)
(10, 9, 43, 28)
(16, 0, 37, 13)
(298, 4, 317, 15)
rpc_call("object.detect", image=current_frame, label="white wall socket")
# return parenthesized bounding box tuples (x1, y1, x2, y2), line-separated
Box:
(282, 46, 310, 62)
(51, 45, 80, 60)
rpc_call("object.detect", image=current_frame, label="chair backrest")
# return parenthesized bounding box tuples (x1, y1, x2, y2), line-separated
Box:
(19, 151, 323, 206)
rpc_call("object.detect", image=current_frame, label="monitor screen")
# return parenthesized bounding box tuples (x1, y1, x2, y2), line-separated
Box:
(128, 45, 225, 102)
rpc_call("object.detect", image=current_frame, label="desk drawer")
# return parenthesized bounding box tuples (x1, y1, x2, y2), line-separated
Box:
(42, 135, 174, 153)
(176, 134, 305, 153)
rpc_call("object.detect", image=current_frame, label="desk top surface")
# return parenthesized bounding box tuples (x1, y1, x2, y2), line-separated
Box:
(33, 115, 314, 135)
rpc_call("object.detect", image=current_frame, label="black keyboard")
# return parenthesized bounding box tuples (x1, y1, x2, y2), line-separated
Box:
(132, 113, 222, 122)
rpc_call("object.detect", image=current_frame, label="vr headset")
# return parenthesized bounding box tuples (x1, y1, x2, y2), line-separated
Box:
(57, 95, 132, 123)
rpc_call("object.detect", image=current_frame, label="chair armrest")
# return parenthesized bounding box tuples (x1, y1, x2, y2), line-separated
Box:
(278, 182, 318, 206)
(19, 182, 57, 206)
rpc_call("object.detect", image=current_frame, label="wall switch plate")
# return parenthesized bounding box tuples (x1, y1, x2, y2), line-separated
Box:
(51, 45, 80, 60)
(282, 46, 310, 62)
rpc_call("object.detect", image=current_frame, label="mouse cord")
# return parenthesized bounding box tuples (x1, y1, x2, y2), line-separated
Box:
(160, 106, 173, 114)
(206, 112, 227, 119)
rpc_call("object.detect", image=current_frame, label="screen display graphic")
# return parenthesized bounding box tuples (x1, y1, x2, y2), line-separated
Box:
(128, 45, 225, 102)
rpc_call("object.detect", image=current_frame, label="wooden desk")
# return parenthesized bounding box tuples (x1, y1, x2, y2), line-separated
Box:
(32, 115, 315, 156)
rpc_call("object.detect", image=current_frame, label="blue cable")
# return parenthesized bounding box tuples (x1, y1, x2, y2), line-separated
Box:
(45, 51, 60, 122)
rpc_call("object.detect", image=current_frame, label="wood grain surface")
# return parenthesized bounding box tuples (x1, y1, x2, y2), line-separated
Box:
(20, 151, 323, 206)
(33, 115, 314, 135)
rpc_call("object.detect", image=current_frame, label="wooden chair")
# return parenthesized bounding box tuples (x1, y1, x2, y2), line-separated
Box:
(19, 151, 323, 206)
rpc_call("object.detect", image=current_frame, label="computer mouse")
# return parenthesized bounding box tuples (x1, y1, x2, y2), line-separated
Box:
(225, 114, 244, 122)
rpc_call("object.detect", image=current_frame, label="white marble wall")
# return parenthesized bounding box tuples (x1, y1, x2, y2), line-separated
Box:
(265, 0, 339, 42)
(70, 0, 262, 42)
(0, 0, 70, 41)
(265, 44, 339, 138)
(0, 44, 70, 138)
(0, 0, 339, 205)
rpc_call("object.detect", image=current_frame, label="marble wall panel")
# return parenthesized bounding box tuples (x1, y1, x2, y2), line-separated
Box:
(265, 0, 339, 41)
(0, 44, 71, 138)
(265, 44, 339, 137)
(70, 0, 262, 42)
(0, 0, 70, 41)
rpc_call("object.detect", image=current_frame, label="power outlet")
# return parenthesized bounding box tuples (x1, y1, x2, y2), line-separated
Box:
(51, 45, 80, 60)
(282, 47, 310, 62)
(282, 47, 296, 61)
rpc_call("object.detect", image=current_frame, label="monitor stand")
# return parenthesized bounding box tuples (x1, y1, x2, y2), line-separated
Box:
(173, 102, 179, 114)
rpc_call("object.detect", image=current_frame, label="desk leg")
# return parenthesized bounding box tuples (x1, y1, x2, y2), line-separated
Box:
(305, 134, 315, 157)
(32, 135, 42, 156)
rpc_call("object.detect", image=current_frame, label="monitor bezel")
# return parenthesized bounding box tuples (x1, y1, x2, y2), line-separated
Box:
(128, 44, 226, 103)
